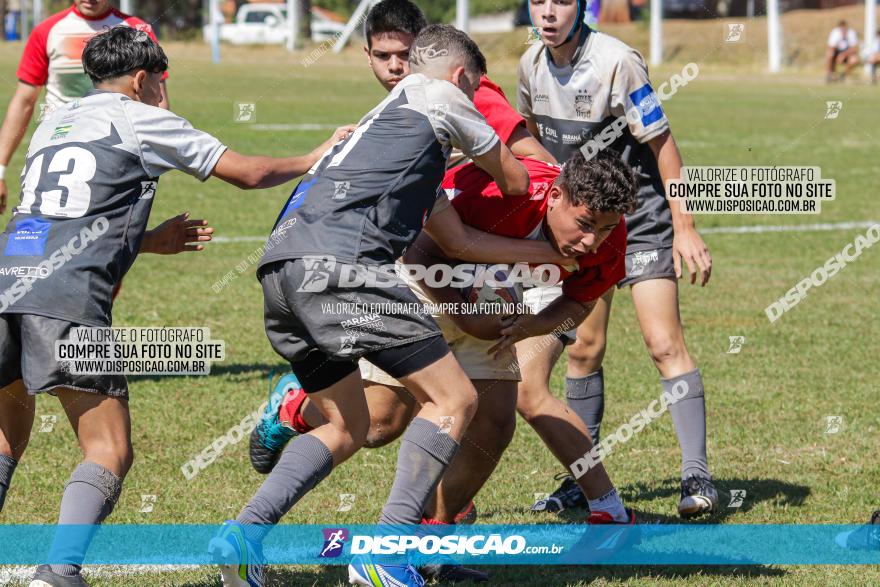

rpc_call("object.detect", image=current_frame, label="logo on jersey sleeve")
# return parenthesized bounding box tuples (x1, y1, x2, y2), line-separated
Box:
(333, 181, 350, 200)
(628, 84, 664, 127)
(4, 218, 52, 256)
(140, 181, 157, 200)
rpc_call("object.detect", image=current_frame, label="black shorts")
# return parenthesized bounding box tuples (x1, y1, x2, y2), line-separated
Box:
(259, 258, 449, 392)
(618, 246, 676, 288)
(0, 313, 128, 398)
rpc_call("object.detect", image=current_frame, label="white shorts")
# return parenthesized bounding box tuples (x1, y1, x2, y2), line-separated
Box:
(522, 285, 576, 345)
(359, 264, 521, 384)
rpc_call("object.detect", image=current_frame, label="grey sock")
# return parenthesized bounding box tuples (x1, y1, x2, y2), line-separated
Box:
(0, 454, 17, 512)
(237, 434, 333, 542)
(50, 462, 122, 576)
(379, 417, 460, 526)
(566, 370, 605, 446)
(664, 369, 711, 480)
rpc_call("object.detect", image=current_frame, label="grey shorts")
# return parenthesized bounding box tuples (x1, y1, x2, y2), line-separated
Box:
(0, 313, 128, 398)
(260, 258, 444, 365)
(618, 246, 676, 288)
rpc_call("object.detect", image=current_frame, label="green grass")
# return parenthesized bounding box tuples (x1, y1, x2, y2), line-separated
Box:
(0, 38, 878, 585)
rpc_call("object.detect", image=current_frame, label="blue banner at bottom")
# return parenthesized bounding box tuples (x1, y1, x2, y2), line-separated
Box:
(0, 524, 877, 565)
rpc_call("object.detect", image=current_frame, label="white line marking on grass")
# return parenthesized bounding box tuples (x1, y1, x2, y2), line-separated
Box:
(252, 123, 340, 131)
(213, 236, 266, 243)
(211, 221, 879, 245)
(701, 221, 878, 235)
(0, 565, 200, 582)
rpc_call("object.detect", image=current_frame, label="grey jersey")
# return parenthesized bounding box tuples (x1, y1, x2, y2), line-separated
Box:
(0, 91, 226, 326)
(260, 74, 499, 268)
(518, 28, 673, 252)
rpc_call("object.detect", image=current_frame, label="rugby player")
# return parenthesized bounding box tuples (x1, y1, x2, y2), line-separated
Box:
(250, 0, 555, 467)
(208, 25, 574, 587)
(519, 0, 717, 518)
(249, 0, 637, 536)
(0, 26, 353, 587)
(0, 0, 204, 259)
(404, 149, 639, 533)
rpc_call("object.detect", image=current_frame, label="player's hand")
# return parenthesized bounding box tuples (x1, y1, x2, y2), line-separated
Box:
(141, 212, 214, 255)
(0, 179, 7, 214)
(331, 125, 357, 143)
(309, 125, 357, 166)
(672, 225, 712, 286)
(487, 314, 533, 359)
(457, 312, 504, 341)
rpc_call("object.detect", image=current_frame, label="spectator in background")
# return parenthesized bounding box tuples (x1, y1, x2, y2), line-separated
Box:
(0, 0, 168, 214)
(825, 19, 860, 83)
(868, 30, 880, 85)
(0, 0, 211, 259)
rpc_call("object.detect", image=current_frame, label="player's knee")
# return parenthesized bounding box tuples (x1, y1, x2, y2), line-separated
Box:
(568, 334, 607, 370)
(442, 385, 479, 425)
(364, 407, 409, 448)
(83, 441, 134, 478)
(516, 385, 550, 423)
(644, 331, 688, 367)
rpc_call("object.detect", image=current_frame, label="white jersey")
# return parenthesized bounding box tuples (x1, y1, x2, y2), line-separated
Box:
(518, 27, 673, 253)
(827, 27, 858, 51)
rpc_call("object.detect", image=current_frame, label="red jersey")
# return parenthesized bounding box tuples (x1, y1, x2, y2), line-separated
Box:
(17, 5, 167, 110)
(441, 157, 627, 303)
(448, 75, 526, 168)
(474, 76, 526, 145)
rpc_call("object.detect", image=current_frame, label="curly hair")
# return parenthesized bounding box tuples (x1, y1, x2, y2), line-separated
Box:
(557, 149, 638, 215)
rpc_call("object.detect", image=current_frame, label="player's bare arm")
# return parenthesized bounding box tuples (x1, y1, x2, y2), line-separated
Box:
(471, 140, 530, 196)
(507, 123, 557, 163)
(211, 125, 354, 189)
(489, 295, 597, 358)
(140, 212, 214, 254)
(0, 81, 42, 213)
(649, 130, 712, 286)
(422, 200, 566, 264)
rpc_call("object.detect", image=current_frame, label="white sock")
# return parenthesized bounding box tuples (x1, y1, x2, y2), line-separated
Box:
(587, 488, 629, 523)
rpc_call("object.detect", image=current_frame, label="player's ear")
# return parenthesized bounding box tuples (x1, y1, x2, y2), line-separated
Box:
(450, 65, 467, 89)
(547, 184, 564, 209)
(132, 69, 147, 99)
(363, 43, 371, 63)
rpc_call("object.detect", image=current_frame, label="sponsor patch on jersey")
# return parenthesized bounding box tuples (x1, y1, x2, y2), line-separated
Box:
(628, 84, 664, 127)
(4, 217, 52, 256)
(50, 123, 73, 140)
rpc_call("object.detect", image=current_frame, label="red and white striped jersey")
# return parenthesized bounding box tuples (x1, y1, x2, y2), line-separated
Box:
(17, 5, 167, 110)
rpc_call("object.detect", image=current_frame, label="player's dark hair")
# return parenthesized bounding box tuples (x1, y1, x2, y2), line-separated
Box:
(364, 0, 427, 48)
(410, 24, 487, 75)
(82, 25, 168, 85)
(557, 149, 638, 215)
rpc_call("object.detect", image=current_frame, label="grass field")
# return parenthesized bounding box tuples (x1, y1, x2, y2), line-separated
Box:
(0, 20, 878, 586)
